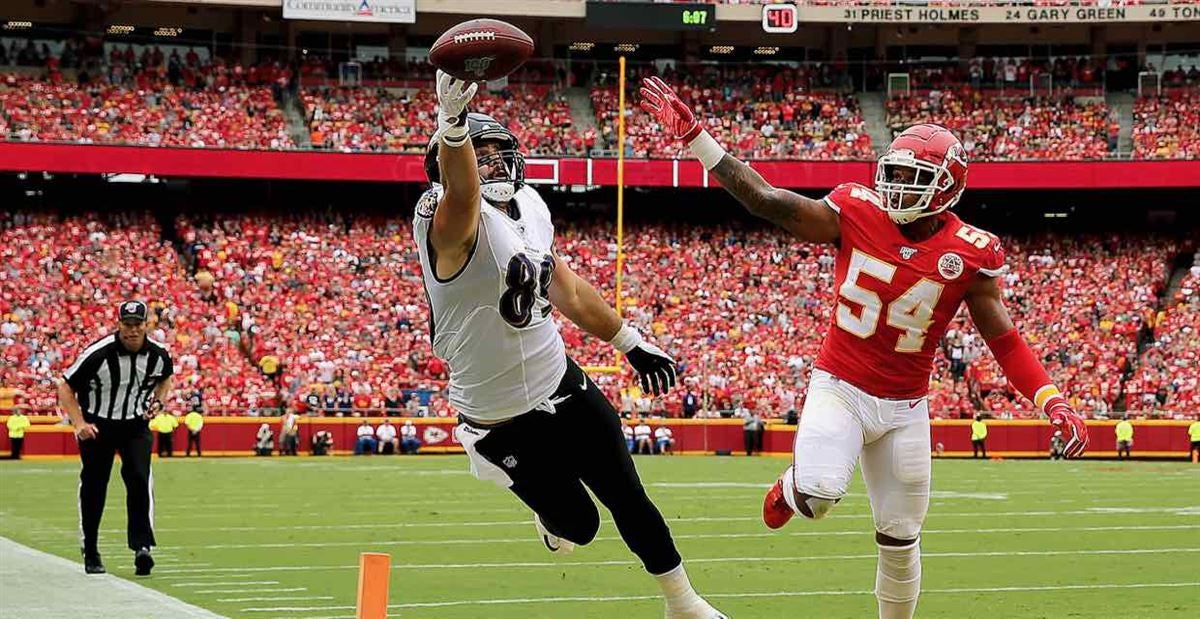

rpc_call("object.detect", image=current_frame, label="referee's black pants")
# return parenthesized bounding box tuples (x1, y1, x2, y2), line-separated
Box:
(465, 357, 682, 575)
(78, 417, 156, 553)
(186, 431, 201, 456)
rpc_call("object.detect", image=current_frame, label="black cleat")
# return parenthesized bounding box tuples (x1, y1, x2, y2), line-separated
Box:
(134, 547, 154, 576)
(83, 551, 105, 574)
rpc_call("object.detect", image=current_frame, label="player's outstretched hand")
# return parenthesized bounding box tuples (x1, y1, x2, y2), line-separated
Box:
(1046, 398, 1088, 458)
(639, 76, 701, 143)
(435, 69, 477, 140)
(625, 340, 678, 397)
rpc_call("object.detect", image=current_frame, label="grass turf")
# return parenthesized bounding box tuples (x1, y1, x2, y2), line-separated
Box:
(1, 455, 1197, 618)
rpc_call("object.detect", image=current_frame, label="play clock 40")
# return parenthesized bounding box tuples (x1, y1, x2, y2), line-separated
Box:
(586, 1, 717, 32)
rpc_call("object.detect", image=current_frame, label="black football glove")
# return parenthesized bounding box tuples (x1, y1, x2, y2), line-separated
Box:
(625, 341, 678, 396)
(610, 324, 678, 396)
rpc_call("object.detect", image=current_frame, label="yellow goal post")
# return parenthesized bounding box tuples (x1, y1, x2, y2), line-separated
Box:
(581, 55, 629, 376)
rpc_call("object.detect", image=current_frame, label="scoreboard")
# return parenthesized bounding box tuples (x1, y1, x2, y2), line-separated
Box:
(586, 1, 717, 32)
(762, 4, 799, 34)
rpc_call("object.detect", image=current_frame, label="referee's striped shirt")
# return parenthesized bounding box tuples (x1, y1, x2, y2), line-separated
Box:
(62, 334, 174, 421)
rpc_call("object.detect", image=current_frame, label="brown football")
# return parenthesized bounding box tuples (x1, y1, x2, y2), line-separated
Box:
(429, 19, 534, 82)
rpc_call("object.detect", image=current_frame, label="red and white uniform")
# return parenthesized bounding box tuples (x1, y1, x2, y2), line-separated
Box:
(815, 182, 1007, 399)
(793, 182, 1005, 542)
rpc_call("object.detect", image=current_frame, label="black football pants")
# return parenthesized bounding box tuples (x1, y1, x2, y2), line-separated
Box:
(466, 357, 683, 575)
(78, 417, 156, 553)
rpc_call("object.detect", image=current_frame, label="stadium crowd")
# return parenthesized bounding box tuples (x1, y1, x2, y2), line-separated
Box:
(885, 89, 1113, 160)
(4, 42, 1200, 163)
(593, 63, 873, 159)
(1132, 91, 1200, 160)
(302, 84, 582, 155)
(1126, 259, 1200, 412)
(3, 208, 1195, 420)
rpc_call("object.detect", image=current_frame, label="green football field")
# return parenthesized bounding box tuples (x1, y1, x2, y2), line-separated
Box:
(1, 455, 1197, 618)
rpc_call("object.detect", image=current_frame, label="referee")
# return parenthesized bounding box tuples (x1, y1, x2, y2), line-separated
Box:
(57, 300, 173, 575)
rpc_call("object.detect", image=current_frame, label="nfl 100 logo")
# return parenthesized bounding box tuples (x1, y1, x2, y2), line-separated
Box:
(464, 56, 495, 78)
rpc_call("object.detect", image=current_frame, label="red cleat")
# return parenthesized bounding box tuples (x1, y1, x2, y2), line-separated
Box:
(762, 476, 795, 530)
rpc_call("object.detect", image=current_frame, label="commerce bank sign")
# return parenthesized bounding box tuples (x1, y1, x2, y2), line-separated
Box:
(283, 0, 415, 24)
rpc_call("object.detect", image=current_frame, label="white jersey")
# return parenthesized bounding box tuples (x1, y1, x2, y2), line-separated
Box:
(414, 184, 567, 422)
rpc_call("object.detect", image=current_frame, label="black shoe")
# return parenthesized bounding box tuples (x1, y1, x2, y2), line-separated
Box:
(83, 551, 105, 574)
(134, 547, 154, 576)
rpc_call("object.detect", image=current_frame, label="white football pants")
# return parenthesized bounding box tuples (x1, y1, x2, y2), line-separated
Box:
(791, 369, 931, 541)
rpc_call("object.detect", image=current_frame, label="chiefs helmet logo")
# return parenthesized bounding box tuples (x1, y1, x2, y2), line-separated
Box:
(938, 252, 964, 280)
(423, 426, 449, 445)
(945, 142, 968, 166)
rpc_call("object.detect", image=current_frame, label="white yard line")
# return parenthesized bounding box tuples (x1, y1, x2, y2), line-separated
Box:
(173, 581, 281, 588)
(237, 581, 1200, 613)
(196, 587, 306, 595)
(86, 505, 1198, 534)
(183, 523, 1200, 550)
(155, 546, 1200, 576)
(219, 595, 334, 603)
(382, 547, 1200, 571)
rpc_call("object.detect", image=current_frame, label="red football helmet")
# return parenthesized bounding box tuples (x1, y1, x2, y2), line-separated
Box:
(874, 124, 969, 224)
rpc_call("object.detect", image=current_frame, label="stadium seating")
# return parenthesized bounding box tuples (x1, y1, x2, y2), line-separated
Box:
(4, 47, 1200, 162)
(1132, 90, 1200, 160)
(302, 83, 582, 155)
(0, 210, 270, 415)
(885, 89, 1112, 160)
(943, 236, 1178, 417)
(592, 64, 873, 159)
(1127, 262, 1200, 413)
(173, 213, 454, 417)
(7, 206, 1193, 420)
(0, 72, 293, 149)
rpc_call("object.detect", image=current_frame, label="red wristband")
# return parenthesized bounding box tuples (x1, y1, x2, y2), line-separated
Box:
(984, 329, 1060, 410)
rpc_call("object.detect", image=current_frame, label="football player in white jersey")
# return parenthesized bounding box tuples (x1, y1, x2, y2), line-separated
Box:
(413, 71, 726, 619)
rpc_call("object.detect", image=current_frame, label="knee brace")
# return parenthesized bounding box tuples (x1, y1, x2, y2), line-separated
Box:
(876, 515, 924, 541)
(875, 538, 921, 605)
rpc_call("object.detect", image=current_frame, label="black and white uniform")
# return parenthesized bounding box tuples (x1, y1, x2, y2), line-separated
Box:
(413, 184, 682, 575)
(63, 333, 172, 554)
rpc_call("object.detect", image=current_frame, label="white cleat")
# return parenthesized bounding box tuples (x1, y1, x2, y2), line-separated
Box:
(665, 597, 729, 619)
(533, 514, 575, 555)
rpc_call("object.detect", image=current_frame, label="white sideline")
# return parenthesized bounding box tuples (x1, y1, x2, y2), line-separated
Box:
(239, 581, 1200, 613)
(0, 536, 227, 619)
(154, 546, 1200, 575)
(182, 523, 1200, 550)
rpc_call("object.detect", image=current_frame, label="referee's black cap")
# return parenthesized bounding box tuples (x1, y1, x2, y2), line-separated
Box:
(118, 300, 149, 323)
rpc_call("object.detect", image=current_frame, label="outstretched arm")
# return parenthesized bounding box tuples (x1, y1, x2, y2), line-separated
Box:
(429, 70, 481, 258)
(708, 155, 840, 243)
(966, 275, 1089, 458)
(548, 253, 677, 396)
(639, 76, 839, 244)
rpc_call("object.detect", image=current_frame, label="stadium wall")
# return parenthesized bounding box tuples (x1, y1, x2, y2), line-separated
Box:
(1, 416, 1194, 459)
(3, 143, 1200, 189)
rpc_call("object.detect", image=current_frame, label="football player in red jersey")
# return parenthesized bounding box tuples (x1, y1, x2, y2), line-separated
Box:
(640, 77, 1089, 619)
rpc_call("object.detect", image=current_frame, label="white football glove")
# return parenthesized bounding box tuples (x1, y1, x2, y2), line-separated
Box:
(436, 69, 478, 146)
